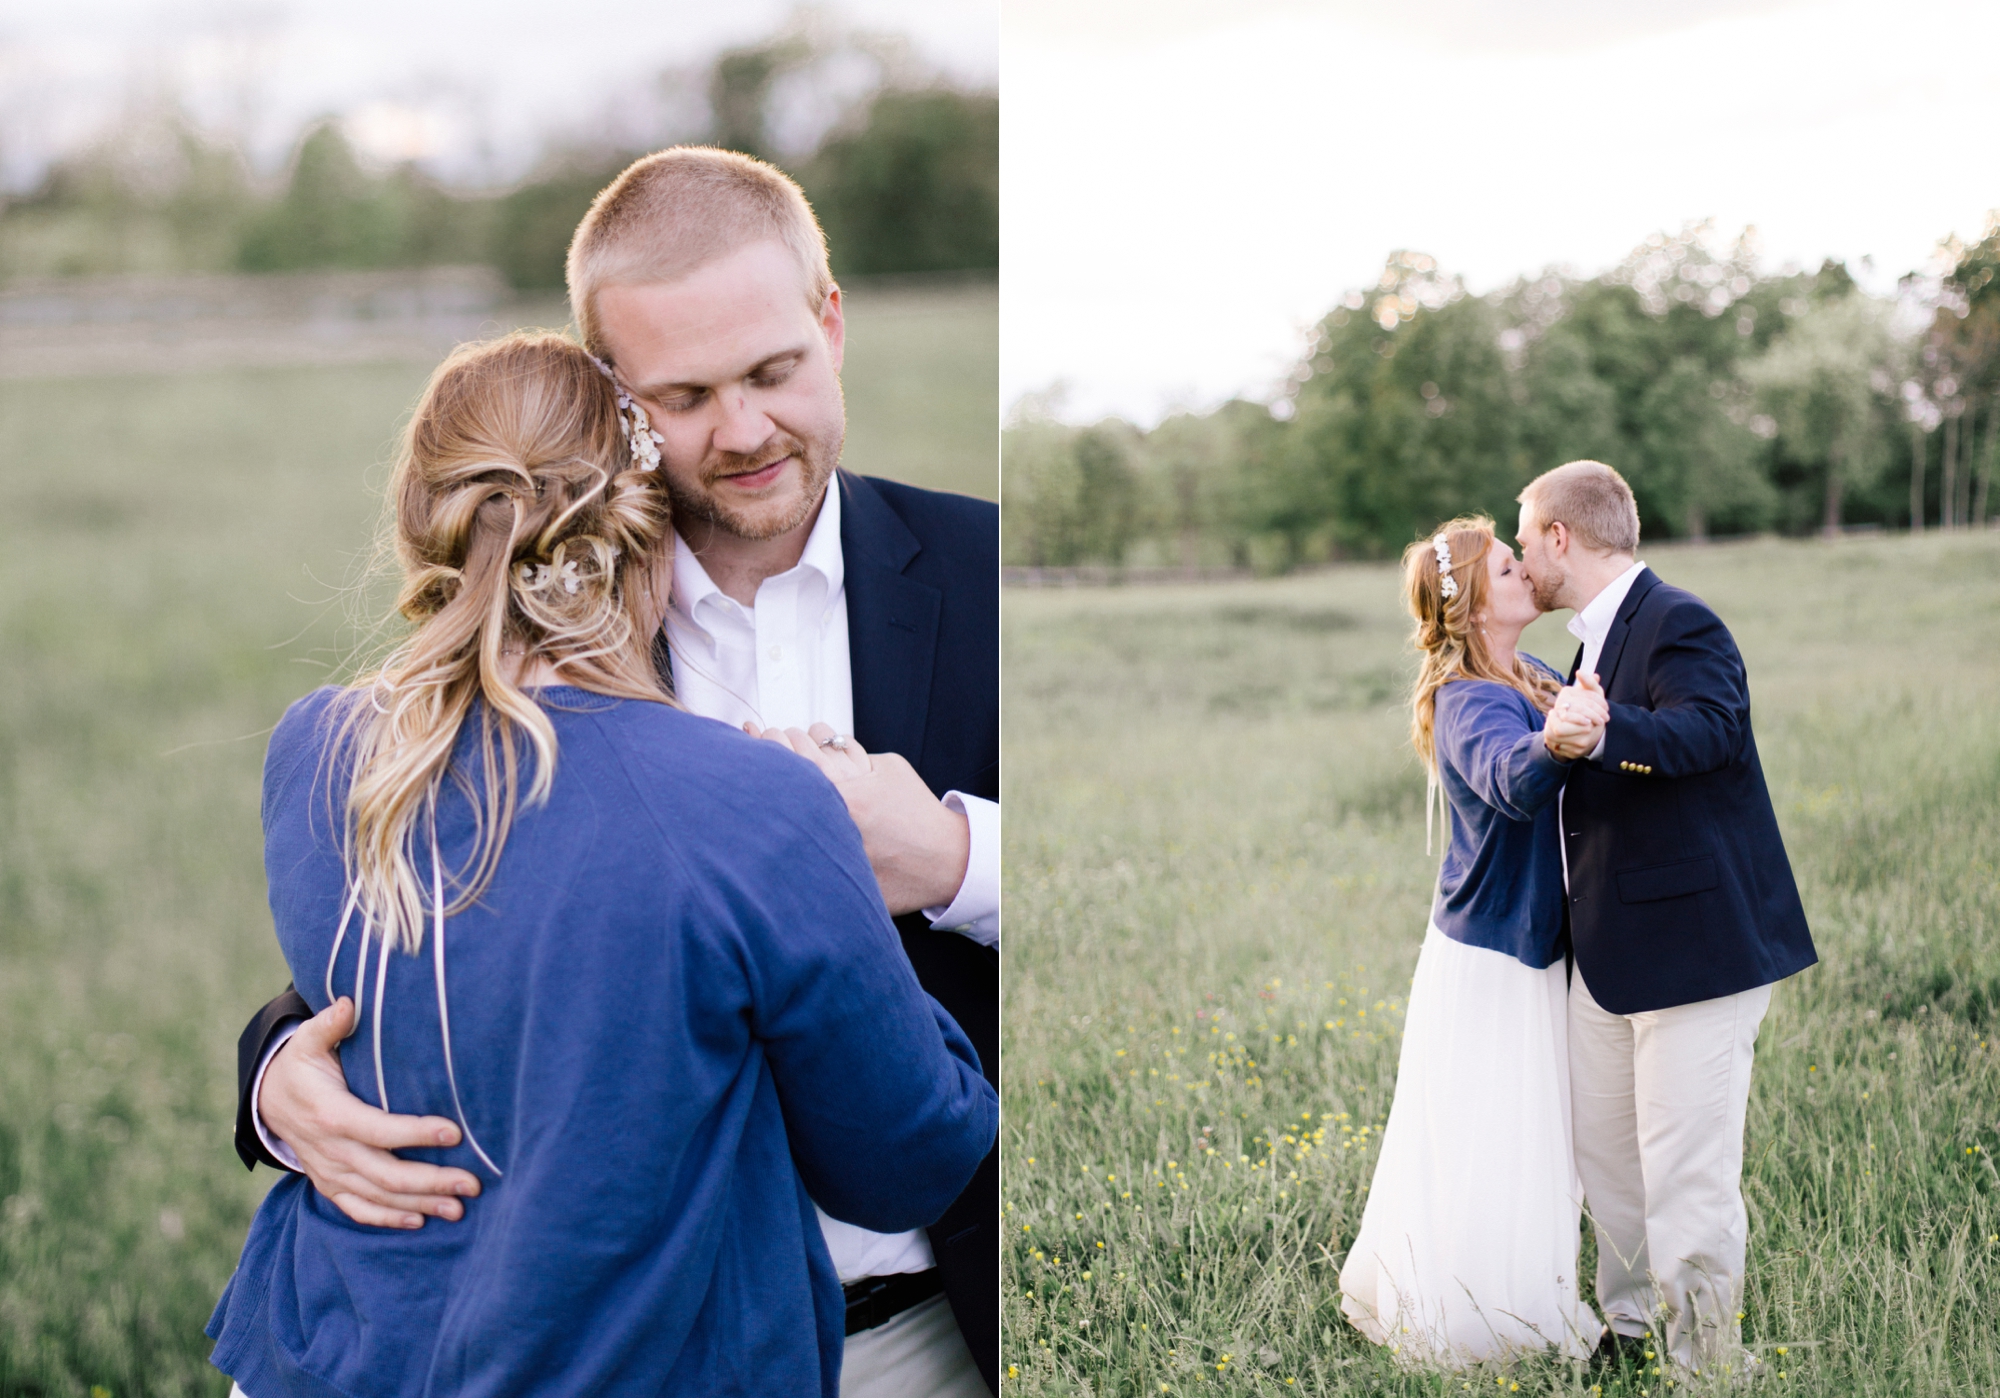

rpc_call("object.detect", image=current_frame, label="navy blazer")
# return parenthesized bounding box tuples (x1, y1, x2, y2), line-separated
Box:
(837, 471, 999, 1392)
(1561, 568, 1816, 1015)
(235, 470, 1001, 1394)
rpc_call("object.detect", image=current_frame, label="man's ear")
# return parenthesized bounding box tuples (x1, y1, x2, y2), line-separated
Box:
(819, 285, 846, 374)
(1546, 521, 1569, 558)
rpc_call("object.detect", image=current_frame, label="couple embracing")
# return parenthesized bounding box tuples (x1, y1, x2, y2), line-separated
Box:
(207, 148, 1000, 1396)
(1338, 462, 1818, 1378)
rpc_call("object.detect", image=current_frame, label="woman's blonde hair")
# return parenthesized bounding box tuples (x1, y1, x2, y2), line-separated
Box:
(338, 331, 675, 954)
(1403, 514, 1560, 775)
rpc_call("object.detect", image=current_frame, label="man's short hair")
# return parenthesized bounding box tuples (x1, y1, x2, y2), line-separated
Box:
(1518, 460, 1641, 554)
(566, 146, 834, 357)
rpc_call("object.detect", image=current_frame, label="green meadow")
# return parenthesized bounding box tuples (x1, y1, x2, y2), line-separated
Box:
(0, 280, 993, 1396)
(1002, 533, 2000, 1397)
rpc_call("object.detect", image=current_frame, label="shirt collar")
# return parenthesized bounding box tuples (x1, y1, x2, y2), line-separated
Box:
(795, 477, 845, 599)
(667, 481, 844, 627)
(1566, 559, 1647, 647)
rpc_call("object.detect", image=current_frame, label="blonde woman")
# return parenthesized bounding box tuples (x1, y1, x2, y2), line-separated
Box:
(1336, 516, 1607, 1366)
(204, 333, 996, 1397)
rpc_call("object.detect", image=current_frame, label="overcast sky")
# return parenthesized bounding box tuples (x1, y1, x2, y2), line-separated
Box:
(0, 0, 997, 187)
(1003, 0, 2000, 425)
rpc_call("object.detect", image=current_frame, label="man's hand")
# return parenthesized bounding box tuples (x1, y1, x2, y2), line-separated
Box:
(748, 722, 971, 915)
(1544, 671, 1609, 762)
(260, 997, 483, 1229)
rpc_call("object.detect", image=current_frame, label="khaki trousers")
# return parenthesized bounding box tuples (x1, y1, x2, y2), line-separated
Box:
(1569, 970, 1772, 1372)
(841, 1294, 989, 1398)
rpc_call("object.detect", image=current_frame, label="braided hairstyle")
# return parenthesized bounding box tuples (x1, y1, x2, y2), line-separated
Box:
(339, 331, 675, 954)
(1402, 514, 1559, 776)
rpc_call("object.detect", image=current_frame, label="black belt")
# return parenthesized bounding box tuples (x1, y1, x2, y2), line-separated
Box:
(843, 1268, 944, 1336)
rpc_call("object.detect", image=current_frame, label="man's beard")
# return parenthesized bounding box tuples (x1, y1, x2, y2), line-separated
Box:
(666, 426, 841, 542)
(1528, 561, 1566, 612)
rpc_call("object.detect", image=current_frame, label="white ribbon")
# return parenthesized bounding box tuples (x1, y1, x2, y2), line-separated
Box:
(430, 805, 503, 1178)
(321, 880, 392, 1111)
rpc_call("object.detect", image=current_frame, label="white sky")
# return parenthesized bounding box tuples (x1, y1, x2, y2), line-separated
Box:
(1002, 0, 2000, 425)
(0, 0, 997, 188)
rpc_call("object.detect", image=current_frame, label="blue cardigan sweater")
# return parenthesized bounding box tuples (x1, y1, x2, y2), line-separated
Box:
(1428, 661, 1570, 969)
(207, 686, 997, 1398)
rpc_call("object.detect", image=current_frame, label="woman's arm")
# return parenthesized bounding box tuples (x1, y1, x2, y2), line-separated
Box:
(731, 770, 998, 1235)
(1435, 683, 1571, 823)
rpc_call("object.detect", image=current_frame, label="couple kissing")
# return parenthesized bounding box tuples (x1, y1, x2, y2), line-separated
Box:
(1338, 461, 1817, 1378)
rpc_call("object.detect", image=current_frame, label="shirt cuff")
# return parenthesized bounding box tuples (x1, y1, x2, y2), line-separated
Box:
(1588, 730, 1607, 762)
(921, 792, 998, 948)
(251, 1022, 305, 1173)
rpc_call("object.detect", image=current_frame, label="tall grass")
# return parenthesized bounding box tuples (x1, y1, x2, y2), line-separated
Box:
(0, 284, 994, 1396)
(1001, 534, 2000, 1397)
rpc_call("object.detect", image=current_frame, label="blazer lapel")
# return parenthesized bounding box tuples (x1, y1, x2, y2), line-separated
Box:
(1591, 567, 1661, 692)
(840, 471, 942, 762)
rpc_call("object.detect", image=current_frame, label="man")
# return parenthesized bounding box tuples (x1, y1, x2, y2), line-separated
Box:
(231, 148, 998, 1397)
(1517, 460, 1817, 1376)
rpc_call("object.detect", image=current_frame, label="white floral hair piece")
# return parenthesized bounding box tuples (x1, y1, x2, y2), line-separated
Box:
(514, 558, 588, 596)
(589, 354, 664, 472)
(1433, 533, 1459, 600)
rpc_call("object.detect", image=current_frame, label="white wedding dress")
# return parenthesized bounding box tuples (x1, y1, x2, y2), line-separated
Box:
(1338, 922, 1603, 1366)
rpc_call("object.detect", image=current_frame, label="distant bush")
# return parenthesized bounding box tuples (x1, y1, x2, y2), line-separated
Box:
(237, 125, 491, 274)
(805, 88, 999, 277)
(2, 44, 1000, 292)
(489, 159, 629, 292)
(1005, 224, 2000, 569)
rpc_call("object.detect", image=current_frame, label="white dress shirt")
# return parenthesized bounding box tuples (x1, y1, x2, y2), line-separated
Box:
(1567, 559, 1647, 682)
(1557, 559, 1646, 892)
(257, 483, 998, 1286)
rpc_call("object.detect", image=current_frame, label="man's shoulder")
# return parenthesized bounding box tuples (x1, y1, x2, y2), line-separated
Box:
(848, 473, 997, 558)
(1635, 574, 1727, 634)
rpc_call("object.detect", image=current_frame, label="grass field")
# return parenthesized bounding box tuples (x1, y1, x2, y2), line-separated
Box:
(0, 283, 992, 1396)
(1002, 533, 2000, 1397)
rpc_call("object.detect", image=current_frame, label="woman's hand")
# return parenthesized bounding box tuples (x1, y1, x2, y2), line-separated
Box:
(1543, 672, 1608, 761)
(260, 997, 483, 1229)
(744, 722, 972, 914)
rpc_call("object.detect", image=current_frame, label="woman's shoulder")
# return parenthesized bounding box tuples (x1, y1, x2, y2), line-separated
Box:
(563, 700, 868, 886)
(266, 686, 351, 784)
(1434, 675, 1533, 710)
(562, 697, 846, 807)
(1433, 676, 1540, 738)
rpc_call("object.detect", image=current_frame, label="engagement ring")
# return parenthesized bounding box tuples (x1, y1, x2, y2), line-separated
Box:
(819, 735, 850, 751)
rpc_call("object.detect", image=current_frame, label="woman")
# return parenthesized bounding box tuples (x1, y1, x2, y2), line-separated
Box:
(1336, 515, 1606, 1366)
(204, 333, 996, 1397)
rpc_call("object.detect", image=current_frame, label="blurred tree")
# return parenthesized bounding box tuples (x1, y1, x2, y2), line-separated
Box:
(0, 110, 254, 277)
(1001, 417, 1085, 567)
(236, 123, 483, 272)
(238, 123, 391, 270)
(1631, 358, 1770, 540)
(709, 33, 813, 162)
(1071, 424, 1143, 565)
(489, 156, 629, 291)
(1932, 220, 2000, 527)
(1276, 253, 1520, 559)
(1000, 416, 1146, 567)
(1144, 405, 1263, 570)
(1744, 294, 1899, 536)
(806, 88, 998, 277)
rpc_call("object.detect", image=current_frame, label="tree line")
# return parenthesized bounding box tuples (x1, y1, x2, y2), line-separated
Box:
(0, 32, 996, 291)
(1004, 222, 2000, 570)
